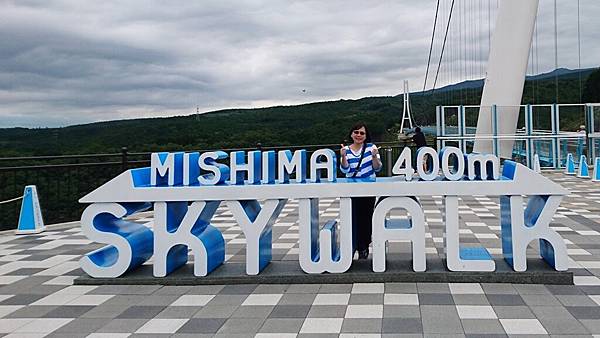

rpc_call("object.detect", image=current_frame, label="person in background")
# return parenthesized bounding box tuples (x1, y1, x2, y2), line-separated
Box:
(412, 126, 428, 171)
(578, 125, 586, 156)
(412, 126, 427, 149)
(339, 122, 382, 259)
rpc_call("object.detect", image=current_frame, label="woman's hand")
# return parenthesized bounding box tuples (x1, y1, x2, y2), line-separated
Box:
(340, 144, 349, 168)
(371, 145, 379, 156)
(340, 144, 347, 158)
(372, 144, 382, 169)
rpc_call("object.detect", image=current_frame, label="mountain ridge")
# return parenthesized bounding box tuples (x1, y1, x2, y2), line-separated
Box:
(0, 67, 598, 156)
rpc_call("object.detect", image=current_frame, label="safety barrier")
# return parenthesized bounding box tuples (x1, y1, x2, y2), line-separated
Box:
(436, 103, 600, 169)
(0, 142, 417, 229)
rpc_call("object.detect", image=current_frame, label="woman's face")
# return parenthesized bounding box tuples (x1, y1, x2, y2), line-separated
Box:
(351, 127, 367, 145)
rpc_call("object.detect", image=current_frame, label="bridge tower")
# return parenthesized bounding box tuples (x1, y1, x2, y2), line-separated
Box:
(474, 0, 539, 158)
(400, 80, 414, 132)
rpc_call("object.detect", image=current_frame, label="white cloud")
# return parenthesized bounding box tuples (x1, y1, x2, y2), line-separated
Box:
(0, 0, 598, 127)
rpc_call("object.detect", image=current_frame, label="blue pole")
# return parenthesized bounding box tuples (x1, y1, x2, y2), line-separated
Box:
(492, 105, 499, 157)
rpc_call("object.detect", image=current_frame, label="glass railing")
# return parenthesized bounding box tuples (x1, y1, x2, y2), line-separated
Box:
(436, 103, 597, 169)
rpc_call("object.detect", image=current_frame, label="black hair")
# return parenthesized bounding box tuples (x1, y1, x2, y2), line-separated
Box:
(415, 127, 422, 133)
(347, 121, 372, 144)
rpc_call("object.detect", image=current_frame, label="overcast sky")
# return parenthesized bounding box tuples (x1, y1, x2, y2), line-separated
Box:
(0, 0, 598, 128)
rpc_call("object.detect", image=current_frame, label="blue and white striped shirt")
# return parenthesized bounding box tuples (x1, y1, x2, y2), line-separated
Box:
(340, 143, 382, 179)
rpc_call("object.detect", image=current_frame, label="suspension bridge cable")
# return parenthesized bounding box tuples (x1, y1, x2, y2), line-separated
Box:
(471, 0, 476, 103)
(554, 0, 559, 103)
(422, 0, 441, 93)
(577, 0, 582, 103)
(458, 0, 467, 102)
(450, 2, 453, 98)
(464, 0, 468, 101)
(440, 1, 448, 105)
(469, 0, 473, 103)
(439, 0, 445, 102)
(472, 0, 475, 103)
(431, 0, 456, 94)
(469, 0, 474, 102)
(535, 15, 539, 103)
(477, 0, 481, 82)
(531, 17, 539, 104)
(529, 24, 534, 103)
(488, 0, 491, 54)
(467, 0, 472, 103)
(446, 0, 452, 104)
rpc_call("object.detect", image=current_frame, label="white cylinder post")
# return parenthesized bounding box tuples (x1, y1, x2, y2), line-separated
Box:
(474, 0, 540, 158)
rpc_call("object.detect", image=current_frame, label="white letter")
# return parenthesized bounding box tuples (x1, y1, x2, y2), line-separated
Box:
(298, 198, 352, 273)
(439, 147, 465, 181)
(230, 151, 261, 185)
(262, 151, 276, 184)
(199, 151, 229, 185)
(227, 199, 287, 274)
(501, 195, 568, 271)
(183, 152, 200, 186)
(444, 196, 495, 271)
(310, 149, 337, 182)
(416, 147, 439, 181)
(372, 197, 426, 272)
(80, 203, 153, 278)
(153, 201, 224, 277)
(466, 153, 500, 180)
(392, 147, 414, 181)
(151, 152, 184, 186)
(278, 150, 307, 183)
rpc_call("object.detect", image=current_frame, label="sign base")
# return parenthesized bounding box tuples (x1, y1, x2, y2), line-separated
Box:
(74, 256, 573, 286)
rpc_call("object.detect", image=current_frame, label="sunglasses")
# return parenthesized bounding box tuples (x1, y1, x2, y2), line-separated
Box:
(352, 130, 366, 136)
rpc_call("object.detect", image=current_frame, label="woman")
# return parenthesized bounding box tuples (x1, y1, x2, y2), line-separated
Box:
(339, 122, 382, 259)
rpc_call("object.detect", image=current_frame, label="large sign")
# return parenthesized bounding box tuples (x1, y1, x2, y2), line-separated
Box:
(79, 147, 569, 278)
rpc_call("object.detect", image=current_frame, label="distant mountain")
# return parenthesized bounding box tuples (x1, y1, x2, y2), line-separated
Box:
(423, 67, 596, 94)
(0, 67, 598, 157)
(528, 67, 596, 81)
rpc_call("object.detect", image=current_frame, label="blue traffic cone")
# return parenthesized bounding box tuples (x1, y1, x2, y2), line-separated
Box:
(578, 155, 590, 178)
(565, 153, 576, 175)
(16, 185, 45, 234)
(593, 157, 600, 182)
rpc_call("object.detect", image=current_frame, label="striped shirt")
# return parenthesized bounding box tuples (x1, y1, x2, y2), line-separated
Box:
(340, 143, 382, 179)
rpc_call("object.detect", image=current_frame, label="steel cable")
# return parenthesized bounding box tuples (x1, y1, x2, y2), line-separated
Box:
(423, 0, 441, 93)
(431, 0, 456, 94)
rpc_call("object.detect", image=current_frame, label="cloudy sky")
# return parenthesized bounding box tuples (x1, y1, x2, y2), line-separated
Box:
(0, 0, 598, 127)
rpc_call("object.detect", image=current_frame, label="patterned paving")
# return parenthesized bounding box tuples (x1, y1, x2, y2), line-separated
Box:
(1, 171, 600, 336)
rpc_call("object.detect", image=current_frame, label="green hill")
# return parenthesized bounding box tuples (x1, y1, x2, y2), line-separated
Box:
(1, 67, 598, 157)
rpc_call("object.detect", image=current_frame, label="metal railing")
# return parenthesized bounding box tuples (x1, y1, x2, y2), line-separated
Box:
(0, 140, 423, 230)
(436, 103, 600, 168)
(0, 149, 138, 230)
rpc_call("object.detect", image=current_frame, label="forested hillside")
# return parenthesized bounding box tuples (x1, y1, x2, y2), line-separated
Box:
(1, 68, 598, 157)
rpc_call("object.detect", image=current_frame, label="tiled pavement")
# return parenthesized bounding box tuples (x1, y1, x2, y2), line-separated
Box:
(1, 171, 600, 337)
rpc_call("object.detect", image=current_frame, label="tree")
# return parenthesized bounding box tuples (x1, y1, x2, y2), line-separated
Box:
(583, 68, 600, 103)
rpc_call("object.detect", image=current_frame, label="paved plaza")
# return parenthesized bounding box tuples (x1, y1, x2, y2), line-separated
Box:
(1, 171, 600, 337)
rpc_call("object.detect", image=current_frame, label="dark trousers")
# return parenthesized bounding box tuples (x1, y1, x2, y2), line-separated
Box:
(351, 197, 376, 252)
